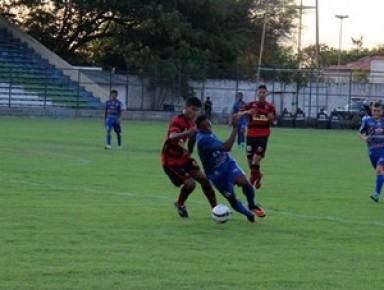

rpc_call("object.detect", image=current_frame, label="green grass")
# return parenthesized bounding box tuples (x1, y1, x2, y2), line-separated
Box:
(0, 117, 383, 290)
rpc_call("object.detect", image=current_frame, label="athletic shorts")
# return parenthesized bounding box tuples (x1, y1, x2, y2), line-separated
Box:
(369, 149, 384, 169)
(106, 117, 121, 133)
(162, 158, 200, 187)
(209, 162, 245, 199)
(246, 136, 269, 159)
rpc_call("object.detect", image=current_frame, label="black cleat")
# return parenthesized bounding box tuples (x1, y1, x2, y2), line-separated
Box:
(250, 204, 266, 218)
(174, 201, 189, 218)
(247, 214, 256, 223)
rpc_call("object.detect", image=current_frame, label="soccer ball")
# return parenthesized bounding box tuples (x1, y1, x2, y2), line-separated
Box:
(211, 204, 231, 223)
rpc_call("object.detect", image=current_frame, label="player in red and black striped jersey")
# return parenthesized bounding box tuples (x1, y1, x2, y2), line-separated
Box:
(161, 97, 217, 218)
(239, 85, 276, 189)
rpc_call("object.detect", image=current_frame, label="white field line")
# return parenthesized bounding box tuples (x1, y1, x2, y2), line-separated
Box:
(5, 178, 384, 227)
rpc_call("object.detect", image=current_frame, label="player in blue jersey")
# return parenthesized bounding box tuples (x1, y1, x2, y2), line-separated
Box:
(231, 92, 248, 149)
(358, 102, 384, 202)
(195, 114, 266, 223)
(104, 89, 123, 149)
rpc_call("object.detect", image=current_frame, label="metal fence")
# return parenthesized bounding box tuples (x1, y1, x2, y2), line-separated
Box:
(1, 62, 384, 119)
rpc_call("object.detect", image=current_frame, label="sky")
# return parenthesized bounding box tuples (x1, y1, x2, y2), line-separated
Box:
(296, 0, 384, 50)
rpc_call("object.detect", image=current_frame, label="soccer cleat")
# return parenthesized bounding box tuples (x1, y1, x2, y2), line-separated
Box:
(250, 204, 266, 218)
(105, 145, 111, 150)
(255, 172, 263, 189)
(174, 201, 189, 218)
(370, 193, 380, 202)
(246, 213, 256, 223)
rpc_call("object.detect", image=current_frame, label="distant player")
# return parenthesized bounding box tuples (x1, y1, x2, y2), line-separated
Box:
(195, 114, 266, 223)
(239, 84, 276, 189)
(231, 92, 248, 149)
(161, 97, 217, 218)
(358, 101, 384, 202)
(104, 89, 123, 149)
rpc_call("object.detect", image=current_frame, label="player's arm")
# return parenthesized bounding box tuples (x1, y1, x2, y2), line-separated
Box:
(187, 132, 196, 153)
(169, 127, 196, 141)
(357, 121, 370, 142)
(104, 102, 108, 121)
(221, 115, 238, 152)
(117, 102, 123, 123)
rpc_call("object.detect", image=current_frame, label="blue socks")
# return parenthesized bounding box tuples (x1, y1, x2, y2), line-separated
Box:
(242, 183, 256, 209)
(375, 174, 384, 196)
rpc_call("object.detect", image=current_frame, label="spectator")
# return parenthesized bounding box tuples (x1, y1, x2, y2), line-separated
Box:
(204, 96, 213, 120)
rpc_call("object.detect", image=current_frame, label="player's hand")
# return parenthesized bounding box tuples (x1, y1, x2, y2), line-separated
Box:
(366, 136, 372, 143)
(188, 127, 197, 136)
(267, 113, 274, 121)
(231, 114, 239, 128)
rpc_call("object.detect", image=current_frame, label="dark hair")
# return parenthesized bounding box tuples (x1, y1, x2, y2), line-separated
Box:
(186, 97, 202, 107)
(373, 101, 382, 108)
(257, 84, 267, 90)
(236, 92, 243, 97)
(110, 89, 118, 95)
(195, 114, 208, 129)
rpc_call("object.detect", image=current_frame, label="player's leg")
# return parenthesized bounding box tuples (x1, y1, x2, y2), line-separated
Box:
(187, 159, 217, 208)
(163, 165, 196, 217)
(247, 137, 268, 189)
(237, 124, 242, 147)
(114, 122, 122, 147)
(105, 118, 113, 149)
(232, 166, 266, 217)
(211, 167, 255, 222)
(371, 154, 384, 202)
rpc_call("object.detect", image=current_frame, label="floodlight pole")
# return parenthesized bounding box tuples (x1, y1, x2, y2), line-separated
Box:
(335, 14, 349, 71)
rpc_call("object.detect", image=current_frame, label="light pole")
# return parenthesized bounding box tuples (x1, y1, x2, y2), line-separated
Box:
(335, 14, 349, 71)
(256, 3, 316, 81)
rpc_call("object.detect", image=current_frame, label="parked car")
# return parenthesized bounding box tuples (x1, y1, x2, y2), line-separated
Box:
(336, 97, 368, 120)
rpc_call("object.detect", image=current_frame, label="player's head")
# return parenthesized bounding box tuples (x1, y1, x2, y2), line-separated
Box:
(256, 84, 268, 101)
(236, 92, 243, 101)
(110, 90, 118, 99)
(184, 97, 202, 120)
(196, 114, 212, 133)
(371, 101, 383, 120)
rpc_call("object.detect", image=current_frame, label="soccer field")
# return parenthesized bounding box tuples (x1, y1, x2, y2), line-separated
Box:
(0, 117, 383, 290)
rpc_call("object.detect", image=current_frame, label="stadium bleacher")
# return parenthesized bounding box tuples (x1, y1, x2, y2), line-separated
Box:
(0, 28, 101, 108)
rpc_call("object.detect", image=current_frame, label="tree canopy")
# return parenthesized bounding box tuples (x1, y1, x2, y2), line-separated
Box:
(1, 0, 298, 73)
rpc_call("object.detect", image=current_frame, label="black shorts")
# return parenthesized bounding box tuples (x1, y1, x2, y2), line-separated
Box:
(163, 158, 200, 187)
(246, 136, 269, 159)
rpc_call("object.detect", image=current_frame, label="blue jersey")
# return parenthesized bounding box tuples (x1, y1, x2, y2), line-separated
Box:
(105, 99, 122, 119)
(359, 116, 384, 168)
(232, 100, 248, 126)
(196, 131, 245, 194)
(105, 99, 123, 132)
(359, 116, 384, 151)
(196, 132, 236, 176)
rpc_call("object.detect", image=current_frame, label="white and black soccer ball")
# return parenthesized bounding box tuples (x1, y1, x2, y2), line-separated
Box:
(211, 204, 231, 223)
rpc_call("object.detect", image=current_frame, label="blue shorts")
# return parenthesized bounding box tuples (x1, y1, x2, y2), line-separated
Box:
(208, 160, 245, 197)
(369, 149, 384, 168)
(105, 117, 121, 133)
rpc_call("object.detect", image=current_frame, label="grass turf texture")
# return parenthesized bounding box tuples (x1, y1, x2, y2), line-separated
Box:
(0, 117, 383, 290)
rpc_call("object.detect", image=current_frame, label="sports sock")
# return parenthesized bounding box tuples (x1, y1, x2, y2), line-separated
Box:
(228, 198, 253, 219)
(376, 174, 384, 195)
(201, 184, 217, 208)
(242, 183, 256, 209)
(117, 134, 122, 146)
(250, 167, 260, 184)
(106, 134, 111, 145)
(177, 186, 193, 206)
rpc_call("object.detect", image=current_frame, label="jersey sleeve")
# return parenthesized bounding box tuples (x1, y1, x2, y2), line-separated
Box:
(169, 117, 184, 133)
(232, 103, 238, 114)
(199, 135, 223, 152)
(358, 118, 368, 134)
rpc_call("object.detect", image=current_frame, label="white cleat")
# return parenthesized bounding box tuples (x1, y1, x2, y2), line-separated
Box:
(105, 145, 111, 150)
